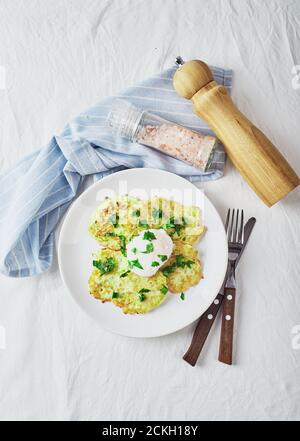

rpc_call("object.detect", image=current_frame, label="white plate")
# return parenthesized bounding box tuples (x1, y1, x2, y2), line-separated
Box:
(58, 168, 228, 338)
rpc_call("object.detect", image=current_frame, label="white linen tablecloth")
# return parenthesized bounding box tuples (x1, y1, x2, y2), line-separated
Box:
(0, 0, 300, 421)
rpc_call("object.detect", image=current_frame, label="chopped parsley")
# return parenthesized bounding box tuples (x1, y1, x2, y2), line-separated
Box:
(180, 292, 185, 300)
(132, 209, 141, 217)
(164, 217, 184, 236)
(164, 216, 176, 229)
(143, 231, 156, 241)
(138, 288, 150, 294)
(128, 259, 143, 270)
(182, 216, 188, 225)
(162, 264, 176, 277)
(120, 270, 130, 278)
(112, 292, 119, 299)
(151, 261, 160, 267)
(160, 285, 168, 295)
(132, 247, 138, 254)
(104, 232, 115, 237)
(162, 255, 194, 277)
(158, 254, 168, 262)
(152, 208, 163, 219)
(119, 235, 127, 256)
(93, 257, 116, 275)
(174, 224, 184, 234)
(138, 219, 149, 228)
(142, 242, 154, 254)
(175, 254, 194, 269)
(137, 288, 149, 301)
(109, 213, 119, 227)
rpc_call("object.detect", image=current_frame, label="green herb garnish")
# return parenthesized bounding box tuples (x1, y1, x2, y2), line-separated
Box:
(119, 235, 127, 257)
(138, 293, 146, 302)
(174, 224, 184, 235)
(137, 288, 149, 302)
(109, 213, 119, 227)
(180, 292, 185, 300)
(162, 255, 194, 277)
(132, 247, 138, 254)
(175, 254, 194, 269)
(120, 270, 130, 278)
(175, 254, 185, 266)
(152, 208, 163, 219)
(138, 288, 150, 294)
(164, 216, 184, 235)
(164, 216, 176, 229)
(132, 209, 141, 217)
(104, 232, 115, 237)
(93, 257, 116, 275)
(143, 231, 156, 241)
(162, 264, 176, 277)
(160, 285, 168, 295)
(158, 254, 168, 262)
(112, 292, 119, 299)
(138, 220, 149, 228)
(128, 259, 143, 270)
(142, 242, 154, 254)
(151, 261, 160, 267)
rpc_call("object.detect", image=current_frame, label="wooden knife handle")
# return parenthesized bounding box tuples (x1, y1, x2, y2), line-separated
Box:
(183, 293, 224, 366)
(218, 287, 236, 365)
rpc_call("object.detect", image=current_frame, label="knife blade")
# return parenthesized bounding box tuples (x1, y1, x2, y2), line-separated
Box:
(182, 216, 256, 366)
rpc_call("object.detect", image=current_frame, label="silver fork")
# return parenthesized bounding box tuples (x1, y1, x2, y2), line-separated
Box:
(218, 209, 244, 365)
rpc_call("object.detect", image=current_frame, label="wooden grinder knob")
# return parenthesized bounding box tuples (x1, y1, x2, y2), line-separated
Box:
(173, 60, 300, 206)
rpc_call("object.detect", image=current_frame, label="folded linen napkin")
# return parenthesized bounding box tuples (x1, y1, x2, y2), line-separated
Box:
(0, 63, 232, 277)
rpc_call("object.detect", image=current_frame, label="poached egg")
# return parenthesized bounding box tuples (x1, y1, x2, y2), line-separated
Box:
(126, 229, 173, 277)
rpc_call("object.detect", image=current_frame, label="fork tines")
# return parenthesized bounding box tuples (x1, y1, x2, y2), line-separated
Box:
(225, 209, 244, 244)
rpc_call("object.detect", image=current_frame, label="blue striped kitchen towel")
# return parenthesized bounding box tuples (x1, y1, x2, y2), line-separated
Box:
(0, 63, 232, 277)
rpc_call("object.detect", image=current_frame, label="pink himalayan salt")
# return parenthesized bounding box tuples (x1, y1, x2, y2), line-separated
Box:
(136, 124, 216, 170)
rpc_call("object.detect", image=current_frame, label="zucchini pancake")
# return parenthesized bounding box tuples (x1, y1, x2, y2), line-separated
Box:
(88, 196, 205, 314)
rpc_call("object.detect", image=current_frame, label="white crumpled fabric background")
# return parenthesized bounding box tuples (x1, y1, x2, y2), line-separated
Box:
(0, 0, 300, 421)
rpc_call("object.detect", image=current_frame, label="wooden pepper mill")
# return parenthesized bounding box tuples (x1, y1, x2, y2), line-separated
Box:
(173, 59, 300, 206)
